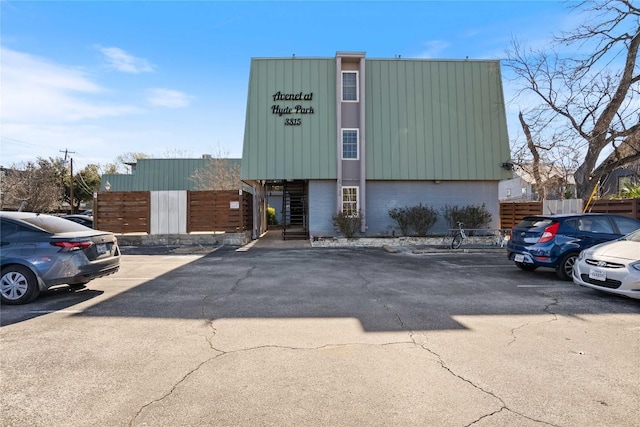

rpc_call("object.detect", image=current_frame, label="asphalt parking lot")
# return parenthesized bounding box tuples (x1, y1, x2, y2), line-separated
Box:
(1, 245, 639, 427)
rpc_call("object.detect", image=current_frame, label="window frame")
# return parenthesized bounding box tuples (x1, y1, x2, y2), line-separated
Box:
(341, 186, 359, 217)
(341, 71, 359, 102)
(341, 128, 359, 160)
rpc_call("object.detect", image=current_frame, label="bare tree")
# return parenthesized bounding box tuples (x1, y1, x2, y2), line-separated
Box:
(190, 159, 241, 190)
(506, 0, 640, 200)
(0, 159, 64, 212)
(161, 149, 192, 158)
(190, 148, 241, 190)
(104, 152, 150, 174)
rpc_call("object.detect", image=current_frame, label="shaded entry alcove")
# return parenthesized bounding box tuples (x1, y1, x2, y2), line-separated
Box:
(281, 180, 308, 240)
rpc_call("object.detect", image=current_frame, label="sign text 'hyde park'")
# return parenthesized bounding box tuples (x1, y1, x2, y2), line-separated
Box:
(271, 91, 314, 126)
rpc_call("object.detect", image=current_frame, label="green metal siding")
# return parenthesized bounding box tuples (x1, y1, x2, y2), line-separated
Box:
(365, 60, 512, 181)
(241, 58, 337, 180)
(101, 158, 242, 191)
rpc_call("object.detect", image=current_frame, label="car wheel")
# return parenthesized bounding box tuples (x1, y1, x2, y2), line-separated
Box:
(556, 253, 578, 281)
(0, 265, 40, 305)
(515, 262, 538, 271)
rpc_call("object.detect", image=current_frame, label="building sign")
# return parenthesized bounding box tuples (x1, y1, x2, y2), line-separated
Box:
(271, 91, 314, 126)
(229, 201, 240, 209)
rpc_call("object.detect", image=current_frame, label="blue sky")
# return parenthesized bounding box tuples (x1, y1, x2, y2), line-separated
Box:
(1, 1, 576, 170)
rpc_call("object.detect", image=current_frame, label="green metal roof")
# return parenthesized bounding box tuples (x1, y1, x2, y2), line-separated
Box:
(241, 57, 512, 181)
(101, 158, 242, 191)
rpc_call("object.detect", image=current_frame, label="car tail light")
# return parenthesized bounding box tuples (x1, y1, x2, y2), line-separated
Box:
(51, 241, 93, 252)
(538, 222, 560, 243)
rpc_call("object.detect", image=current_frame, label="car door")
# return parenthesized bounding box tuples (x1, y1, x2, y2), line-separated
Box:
(0, 220, 20, 257)
(610, 215, 640, 235)
(576, 215, 618, 248)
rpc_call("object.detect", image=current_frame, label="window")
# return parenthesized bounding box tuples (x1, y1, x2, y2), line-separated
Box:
(342, 71, 358, 102)
(612, 216, 640, 234)
(341, 186, 359, 216)
(342, 129, 359, 159)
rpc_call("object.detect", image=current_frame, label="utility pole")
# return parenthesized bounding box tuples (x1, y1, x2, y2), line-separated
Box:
(60, 149, 76, 213)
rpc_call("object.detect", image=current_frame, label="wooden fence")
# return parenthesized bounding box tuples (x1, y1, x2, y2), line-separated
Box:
(95, 191, 151, 234)
(95, 190, 253, 234)
(187, 190, 253, 233)
(587, 198, 640, 219)
(499, 201, 542, 230)
(500, 198, 640, 229)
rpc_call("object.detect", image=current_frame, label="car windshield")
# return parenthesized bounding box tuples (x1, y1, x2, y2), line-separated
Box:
(621, 228, 640, 242)
(20, 215, 92, 233)
(516, 217, 554, 229)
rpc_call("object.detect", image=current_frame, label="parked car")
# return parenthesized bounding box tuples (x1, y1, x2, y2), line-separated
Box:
(507, 213, 640, 280)
(573, 228, 640, 300)
(62, 214, 94, 228)
(0, 212, 120, 305)
(82, 209, 93, 216)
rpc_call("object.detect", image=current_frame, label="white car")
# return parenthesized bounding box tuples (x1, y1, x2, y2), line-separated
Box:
(573, 228, 640, 300)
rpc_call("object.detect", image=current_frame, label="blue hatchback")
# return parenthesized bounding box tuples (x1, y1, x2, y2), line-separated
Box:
(507, 213, 640, 280)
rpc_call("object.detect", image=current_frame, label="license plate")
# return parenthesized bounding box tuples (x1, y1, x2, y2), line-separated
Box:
(589, 268, 606, 281)
(514, 254, 525, 262)
(96, 244, 107, 254)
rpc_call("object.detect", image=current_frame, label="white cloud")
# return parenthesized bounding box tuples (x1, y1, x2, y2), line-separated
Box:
(0, 46, 141, 123)
(97, 46, 155, 74)
(146, 88, 193, 108)
(416, 40, 451, 59)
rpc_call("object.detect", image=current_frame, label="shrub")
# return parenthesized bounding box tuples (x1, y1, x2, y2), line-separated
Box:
(267, 206, 278, 225)
(332, 210, 363, 238)
(441, 203, 492, 232)
(389, 204, 439, 236)
(619, 181, 640, 198)
(388, 207, 411, 236)
(407, 203, 438, 236)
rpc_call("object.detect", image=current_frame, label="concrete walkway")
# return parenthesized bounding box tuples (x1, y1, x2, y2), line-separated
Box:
(244, 229, 312, 249)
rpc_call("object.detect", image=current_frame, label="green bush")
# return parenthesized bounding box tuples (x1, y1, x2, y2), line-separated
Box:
(333, 210, 363, 238)
(389, 204, 438, 236)
(407, 203, 438, 236)
(441, 203, 492, 232)
(388, 207, 411, 236)
(267, 206, 278, 225)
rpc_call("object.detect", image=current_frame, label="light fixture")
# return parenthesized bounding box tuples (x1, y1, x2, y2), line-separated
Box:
(104, 181, 111, 191)
(501, 162, 514, 170)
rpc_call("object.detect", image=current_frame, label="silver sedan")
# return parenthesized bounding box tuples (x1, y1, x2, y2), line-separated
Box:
(0, 212, 120, 304)
(573, 228, 640, 300)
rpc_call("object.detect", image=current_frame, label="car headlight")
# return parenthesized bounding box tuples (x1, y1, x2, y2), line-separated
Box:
(630, 261, 640, 272)
(578, 251, 588, 261)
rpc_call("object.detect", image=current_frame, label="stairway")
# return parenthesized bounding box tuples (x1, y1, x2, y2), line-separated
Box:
(282, 181, 308, 240)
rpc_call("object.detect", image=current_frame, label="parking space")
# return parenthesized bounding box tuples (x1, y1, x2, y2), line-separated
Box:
(1, 246, 638, 426)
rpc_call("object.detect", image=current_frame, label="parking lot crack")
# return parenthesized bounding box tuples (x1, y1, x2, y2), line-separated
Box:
(128, 351, 226, 427)
(508, 322, 529, 346)
(409, 333, 559, 427)
(129, 342, 418, 426)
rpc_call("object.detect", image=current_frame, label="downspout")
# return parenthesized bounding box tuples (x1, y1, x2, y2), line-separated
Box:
(359, 58, 366, 233)
(336, 56, 343, 214)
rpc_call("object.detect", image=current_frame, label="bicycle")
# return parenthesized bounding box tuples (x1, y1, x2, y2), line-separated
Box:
(451, 222, 467, 249)
(495, 229, 508, 248)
